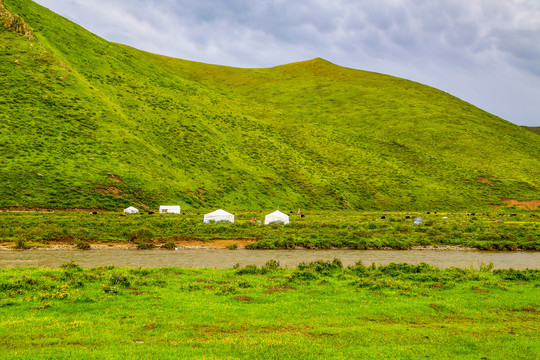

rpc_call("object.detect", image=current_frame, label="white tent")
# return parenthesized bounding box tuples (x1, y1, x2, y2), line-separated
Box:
(203, 209, 235, 223)
(159, 205, 181, 214)
(264, 210, 289, 225)
(123, 206, 139, 214)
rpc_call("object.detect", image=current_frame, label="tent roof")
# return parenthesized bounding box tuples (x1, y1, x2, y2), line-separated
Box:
(124, 206, 138, 211)
(266, 210, 288, 217)
(205, 209, 233, 216)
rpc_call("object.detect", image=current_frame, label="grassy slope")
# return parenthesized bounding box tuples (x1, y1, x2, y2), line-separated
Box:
(523, 126, 540, 135)
(1, 0, 539, 211)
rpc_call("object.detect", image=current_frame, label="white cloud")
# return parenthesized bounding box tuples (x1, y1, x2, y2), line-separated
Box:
(33, 0, 540, 125)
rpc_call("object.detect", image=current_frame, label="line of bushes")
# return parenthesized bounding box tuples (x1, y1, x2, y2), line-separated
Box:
(1, 211, 538, 250)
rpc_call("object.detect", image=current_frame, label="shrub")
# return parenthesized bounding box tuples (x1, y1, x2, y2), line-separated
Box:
(108, 273, 131, 287)
(234, 260, 281, 275)
(137, 242, 155, 250)
(14, 238, 30, 250)
(235, 264, 260, 275)
(60, 261, 82, 270)
(298, 259, 343, 274)
(262, 259, 281, 272)
(348, 261, 370, 276)
(478, 262, 494, 272)
(226, 243, 238, 250)
(216, 284, 238, 295)
(129, 228, 153, 242)
(75, 240, 91, 250)
(494, 269, 540, 281)
(289, 269, 318, 281)
(236, 280, 251, 288)
(101, 284, 120, 294)
(161, 240, 176, 250)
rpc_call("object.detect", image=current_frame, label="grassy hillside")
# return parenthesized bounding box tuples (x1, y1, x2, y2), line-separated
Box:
(523, 126, 540, 135)
(1, 0, 539, 211)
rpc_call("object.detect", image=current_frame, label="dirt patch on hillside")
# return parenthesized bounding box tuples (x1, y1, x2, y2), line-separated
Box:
(95, 186, 124, 198)
(500, 198, 540, 210)
(108, 174, 123, 183)
(476, 177, 495, 186)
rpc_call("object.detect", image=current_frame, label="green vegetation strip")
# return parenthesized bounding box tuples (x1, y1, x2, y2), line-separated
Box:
(0, 261, 538, 359)
(1, 210, 539, 250)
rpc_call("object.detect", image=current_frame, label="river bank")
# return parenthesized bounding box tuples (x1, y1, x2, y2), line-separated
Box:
(1, 210, 538, 251)
(0, 240, 479, 251)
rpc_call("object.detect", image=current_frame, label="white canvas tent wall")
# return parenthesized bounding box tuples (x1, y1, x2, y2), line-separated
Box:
(159, 205, 181, 214)
(123, 206, 139, 214)
(203, 209, 234, 223)
(264, 210, 289, 225)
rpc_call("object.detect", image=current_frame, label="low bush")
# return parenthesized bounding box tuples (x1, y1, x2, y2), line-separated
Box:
(234, 260, 282, 275)
(298, 259, 343, 274)
(14, 238, 30, 250)
(75, 240, 91, 250)
(60, 261, 82, 271)
(128, 228, 153, 242)
(108, 273, 131, 288)
(288, 269, 318, 281)
(137, 242, 155, 250)
(161, 240, 176, 250)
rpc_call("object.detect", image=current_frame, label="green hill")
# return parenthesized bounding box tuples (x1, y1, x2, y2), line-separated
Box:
(1, 0, 539, 211)
(523, 126, 540, 135)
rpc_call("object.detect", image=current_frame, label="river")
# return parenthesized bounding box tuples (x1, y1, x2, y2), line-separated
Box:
(1, 249, 539, 269)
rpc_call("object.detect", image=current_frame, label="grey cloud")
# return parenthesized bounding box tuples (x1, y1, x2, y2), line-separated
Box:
(33, 0, 540, 125)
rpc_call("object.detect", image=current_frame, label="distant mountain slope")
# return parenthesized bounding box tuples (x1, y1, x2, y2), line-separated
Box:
(523, 126, 540, 135)
(1, 0, 539, 210)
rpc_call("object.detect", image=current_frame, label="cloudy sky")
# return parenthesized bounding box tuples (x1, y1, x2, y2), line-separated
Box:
(34, 0, 540, 126)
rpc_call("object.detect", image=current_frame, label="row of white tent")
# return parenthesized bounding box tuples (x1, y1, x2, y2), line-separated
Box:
(123, 206, 289, 225)
(123, 205, 180, 214)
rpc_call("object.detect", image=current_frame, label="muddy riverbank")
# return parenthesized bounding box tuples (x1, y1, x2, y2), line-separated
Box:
(1, 240, 478, 251)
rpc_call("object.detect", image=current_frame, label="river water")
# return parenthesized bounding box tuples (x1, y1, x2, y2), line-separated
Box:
(1, 249, 539, 269)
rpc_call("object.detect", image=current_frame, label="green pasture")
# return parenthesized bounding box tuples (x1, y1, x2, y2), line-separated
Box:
(0, 261, 538, 359)
(1, 210, 538, 250)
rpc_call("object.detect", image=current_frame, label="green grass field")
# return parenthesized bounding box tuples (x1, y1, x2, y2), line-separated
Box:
(1, 0, 539, 211)
(1, 210, 539, 250)
(0, 261, 538, 359)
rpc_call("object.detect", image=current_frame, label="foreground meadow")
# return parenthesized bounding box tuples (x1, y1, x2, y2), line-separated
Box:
(1, 210, 539, 250)
(1, 261, 538, 359)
